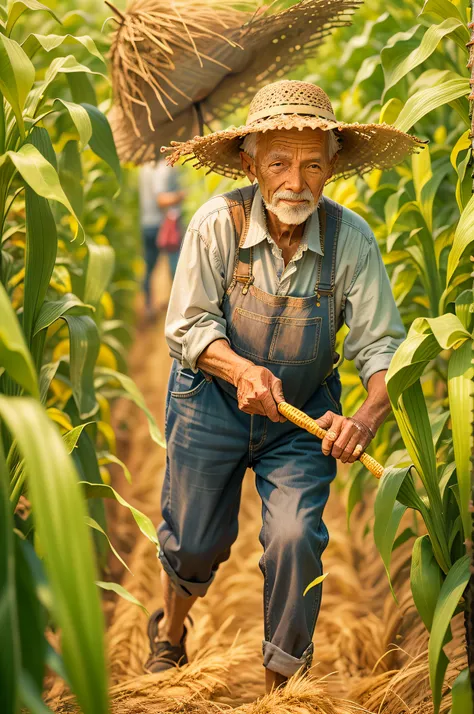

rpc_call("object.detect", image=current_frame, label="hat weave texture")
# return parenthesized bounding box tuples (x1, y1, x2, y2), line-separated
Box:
(163, 80, 427, 181)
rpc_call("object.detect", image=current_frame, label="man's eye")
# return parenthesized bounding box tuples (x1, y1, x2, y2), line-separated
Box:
(309, 164, 321, 170)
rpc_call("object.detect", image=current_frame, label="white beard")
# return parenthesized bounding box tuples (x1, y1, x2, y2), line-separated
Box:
(263, 189, 316, 226)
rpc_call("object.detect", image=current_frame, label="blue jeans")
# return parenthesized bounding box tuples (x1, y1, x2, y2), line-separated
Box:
(158, 363, 341, 676)
(142, 225, 180, 306)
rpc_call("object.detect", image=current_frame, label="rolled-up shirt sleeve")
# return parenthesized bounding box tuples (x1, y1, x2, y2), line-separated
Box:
(343, 230, 405, 389)
(165, 203, 230, 372)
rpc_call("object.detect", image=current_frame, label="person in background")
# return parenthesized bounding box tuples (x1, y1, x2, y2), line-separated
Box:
(138, 159, 185, 319)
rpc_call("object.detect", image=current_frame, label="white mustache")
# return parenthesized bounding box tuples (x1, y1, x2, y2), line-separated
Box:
(272, 189, 314, 204)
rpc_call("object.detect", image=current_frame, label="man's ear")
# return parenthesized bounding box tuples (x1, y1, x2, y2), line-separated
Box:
(240, 151, 257, 183)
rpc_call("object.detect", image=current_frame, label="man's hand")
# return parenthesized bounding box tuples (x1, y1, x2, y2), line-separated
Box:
(315, 411, 374, 463)
(235, 365, 286, 423)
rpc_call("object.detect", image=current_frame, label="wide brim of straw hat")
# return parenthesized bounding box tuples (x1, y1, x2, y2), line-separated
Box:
(162, 113, 427, 181)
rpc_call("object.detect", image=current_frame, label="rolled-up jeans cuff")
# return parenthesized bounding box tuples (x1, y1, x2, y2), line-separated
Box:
(262, 640, 314, 677)
(158, 548, 215, 598)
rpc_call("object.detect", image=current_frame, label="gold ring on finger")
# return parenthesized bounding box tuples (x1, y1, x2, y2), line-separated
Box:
(326, 430, 337, 441)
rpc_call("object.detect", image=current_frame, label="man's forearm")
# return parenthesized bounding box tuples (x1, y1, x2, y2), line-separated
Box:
(197, 339, 253, 386)
(352, 370, 391, 434)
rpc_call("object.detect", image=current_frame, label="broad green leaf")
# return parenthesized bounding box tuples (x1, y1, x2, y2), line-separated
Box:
(6, 0, 60, 35)
(0, 34, 34, 139)
(22, 33, 104, 64)
(420, 0, 465, 24)
(450, 668, 473, 714)
(33, 295, 94, 335)
(63, 315, 100, 420)
(15, 538, 46, 693)
(380, 97, 404, 124)
(455, 290, 474, 332)
(303, 572, 329, 597)
(0, 282, 39, 397)
(410, 535, 443, 631)
(19, 672, 53, 714)
(447, 194, 474, 285)
(59, 140, 84, 218)
(394, 77, 470, 133)
(39, 361, 60, 403)
(23, 187, 57, 346)
(63, 424, 91, 454)
(0, 144, 83, 241)
(374, 466, 410, 598)
(429, 555, 470, 713)
(448, 340, 473, 541)
(86, 518, 131, 574)
(82, 104, 122, 186)
(0, 397, 109, 714)
(67, 73, 97, 107)
(96, 581, 148, 614)
(84, 241, 115, 308)
(52, 99, 92, 149)
(98, 452, 132, 485)
(382, 20, 466, 94)
(95, 368, 164, 447)
(80, 481, 158, 545)
(0, 437, 21, 714)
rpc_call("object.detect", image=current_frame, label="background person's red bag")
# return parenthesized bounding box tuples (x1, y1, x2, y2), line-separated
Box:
(156, 209, 181, 253)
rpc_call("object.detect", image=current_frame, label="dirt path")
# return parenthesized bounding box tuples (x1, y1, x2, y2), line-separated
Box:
(49, 265, 467, 714)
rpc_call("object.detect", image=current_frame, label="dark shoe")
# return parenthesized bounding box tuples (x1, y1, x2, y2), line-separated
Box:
(144, 608, 191, 673)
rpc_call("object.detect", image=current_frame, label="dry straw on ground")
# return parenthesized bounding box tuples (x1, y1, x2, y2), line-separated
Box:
(46, 270, 466, 713)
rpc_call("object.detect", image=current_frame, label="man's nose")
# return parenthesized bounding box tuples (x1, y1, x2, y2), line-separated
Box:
(284, 166, 305, 193)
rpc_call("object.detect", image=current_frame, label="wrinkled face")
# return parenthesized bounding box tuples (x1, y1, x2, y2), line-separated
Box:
(241, 127, 337, 225)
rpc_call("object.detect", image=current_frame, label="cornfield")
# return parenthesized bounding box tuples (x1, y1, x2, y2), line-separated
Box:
(0, 1, 473, 714)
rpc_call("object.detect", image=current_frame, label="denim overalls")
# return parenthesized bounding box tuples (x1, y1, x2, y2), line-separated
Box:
(158, 185, 343, 676)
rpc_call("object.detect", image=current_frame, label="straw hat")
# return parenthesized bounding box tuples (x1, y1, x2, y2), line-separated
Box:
(163, 80, 427, 180)
(106, 0, 361, 164)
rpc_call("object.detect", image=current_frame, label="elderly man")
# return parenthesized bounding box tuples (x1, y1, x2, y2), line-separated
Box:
(145, 81, 423, 690)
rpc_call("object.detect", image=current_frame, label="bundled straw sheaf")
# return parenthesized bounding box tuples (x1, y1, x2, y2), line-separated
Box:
(107, 0, 361, 163)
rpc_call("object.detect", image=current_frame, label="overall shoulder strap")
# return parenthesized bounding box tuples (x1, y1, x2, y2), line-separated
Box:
(316, 196, 342, 294)
(223, 184, 256, 247)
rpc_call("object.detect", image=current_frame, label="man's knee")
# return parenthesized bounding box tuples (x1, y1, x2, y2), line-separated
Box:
(265, 513, 328, 557)
(161, 533, 233, 583)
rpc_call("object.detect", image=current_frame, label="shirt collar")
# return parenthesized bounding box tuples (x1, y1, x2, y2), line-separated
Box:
(241, 186, 324, 256)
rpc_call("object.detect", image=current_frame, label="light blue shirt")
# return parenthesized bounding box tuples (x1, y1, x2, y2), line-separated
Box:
(165, 187, 405, 388)
(139, 160, 179, 228)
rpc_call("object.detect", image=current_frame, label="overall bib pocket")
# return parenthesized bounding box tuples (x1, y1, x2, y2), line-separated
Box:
(230, 307, 322, 365)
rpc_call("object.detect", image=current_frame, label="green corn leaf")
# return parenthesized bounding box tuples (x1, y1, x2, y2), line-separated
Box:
(394, 77, 470, 133)
(0, 396, 109, 714)
(98, 452, 132, 485)
(63, 424, 92, 454)
(420, 0, 465, 25)
(6, 0, 61, 36)
(18, 671, 53, 714)
(33, 295, 94, 336)
(455, 290, 474, 332)
(59, 140, 84, 219)
(83, 241, 115, 308)
(0, 282, 39, 398)
(23, 188, 57, 347)
(52, 99, 92, 149)
(0, 34, 34, 139)
(382, 20, 466, 96)
(14, 538, 46, 693)
(429, 555, 470, 714)
(448, 340, 473, 542)
(374, 466, 411, 598)
(450, 668, 473, 714)
(0, 436, 21, 714)
(86, 518, 131, 575)
(22, 33, 104, 64)
(303, 572, 329, 597)
(410, 535, 443, 631)
(447, 194, 474, 285)
(96, 581, 148, 614)
(81, 104, 121, 186)
(63, 315, 100, 420)
(39, 361, 60, 404)
(0, 144, 83, 241)
(95, 368, 164, 447)
(67, 73, 97, 107)
(80, 481, 158, 546)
